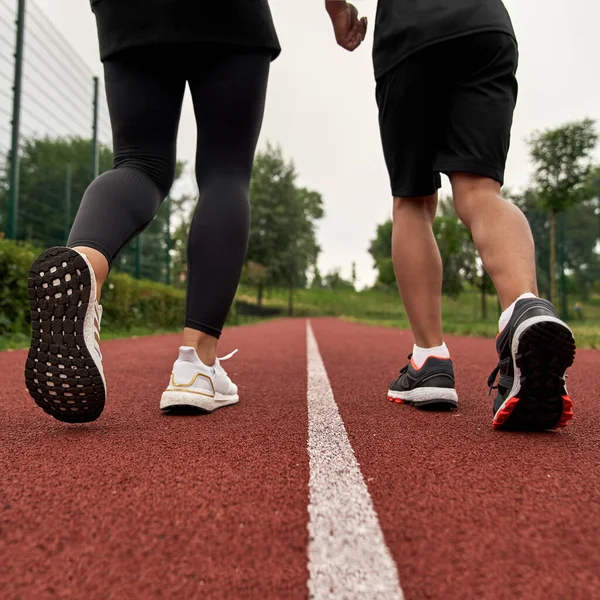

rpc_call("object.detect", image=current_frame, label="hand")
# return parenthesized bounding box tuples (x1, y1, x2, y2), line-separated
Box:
(326, 1, 367, 52)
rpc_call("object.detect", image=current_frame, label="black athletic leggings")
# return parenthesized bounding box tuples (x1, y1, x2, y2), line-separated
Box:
(68, 44, 270, 338)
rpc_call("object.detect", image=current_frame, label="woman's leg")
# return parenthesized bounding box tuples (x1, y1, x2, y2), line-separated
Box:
(25, 48, 186, 422)
(68, 48, 186, 299)
(182, 50, 271, 365)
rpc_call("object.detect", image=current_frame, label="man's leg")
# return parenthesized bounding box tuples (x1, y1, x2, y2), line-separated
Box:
(451, 173, 538, 311)
(388, 196, 458, 408)
(375, 44, 457, 408)
(436, 32, 576, 429)
(392, 194, 443, 349)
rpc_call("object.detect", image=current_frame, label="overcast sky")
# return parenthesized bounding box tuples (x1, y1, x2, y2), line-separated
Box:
(28, 0, 600, 287)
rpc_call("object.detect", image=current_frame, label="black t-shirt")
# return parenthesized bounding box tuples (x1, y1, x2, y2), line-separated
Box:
(90, 0, 281, 62)
(373, 0, 515, 79)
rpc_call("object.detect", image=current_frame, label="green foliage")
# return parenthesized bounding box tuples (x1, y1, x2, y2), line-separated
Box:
(368, 198, 477, 296)
(375, 257, 396, 287)
(368, 219, 393, 284)
(323, 268, 354, 291)
(0, 240, 39, 335)
(528, 119, 598, 213)
(0, 136, 112, 247)
(433, 200, 478, 297)
(0, 136, 187, 285)
(311, 266, 324, 289)
(0, 239, 216, 340)
(514, 189, 600, 299)
(247, 144, 324, 289)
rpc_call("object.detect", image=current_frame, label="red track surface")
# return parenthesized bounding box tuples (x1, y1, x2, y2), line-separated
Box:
(1, 317, 599, 599)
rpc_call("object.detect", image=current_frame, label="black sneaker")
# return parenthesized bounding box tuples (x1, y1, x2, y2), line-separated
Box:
(488, 297, 576, 431)
(388, 355, 458, 409)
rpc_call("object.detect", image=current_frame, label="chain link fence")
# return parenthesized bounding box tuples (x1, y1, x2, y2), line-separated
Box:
(0, 0, 172, 283)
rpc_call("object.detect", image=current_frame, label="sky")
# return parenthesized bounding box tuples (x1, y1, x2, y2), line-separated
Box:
(21, 0, 600, 287)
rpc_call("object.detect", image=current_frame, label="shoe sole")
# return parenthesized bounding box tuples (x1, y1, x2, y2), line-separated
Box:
(492, 317, 576, 431)
(24, 247, 106, 423)
(387, 387, 458, 410)
(160, 391, 239, 413)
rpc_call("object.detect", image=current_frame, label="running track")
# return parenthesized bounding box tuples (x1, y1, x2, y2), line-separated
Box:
(1, 318, 599, 599)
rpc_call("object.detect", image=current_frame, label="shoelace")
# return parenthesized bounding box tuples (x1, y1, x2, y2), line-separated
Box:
(398, 354, 413, 377)
(214, 349, 238, 375)
(487, 357, 512, 396)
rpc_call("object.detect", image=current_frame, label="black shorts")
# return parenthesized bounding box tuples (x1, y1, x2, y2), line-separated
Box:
(376, 32, 518, 198)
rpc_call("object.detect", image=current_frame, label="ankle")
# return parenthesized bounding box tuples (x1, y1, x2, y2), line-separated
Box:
(412, 342, 450, 369)
(72, 246, 109, 302)
(183, 328, 218, 366)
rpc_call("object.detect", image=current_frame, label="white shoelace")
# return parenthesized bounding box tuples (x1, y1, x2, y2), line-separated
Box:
(214, 349, 238, 375)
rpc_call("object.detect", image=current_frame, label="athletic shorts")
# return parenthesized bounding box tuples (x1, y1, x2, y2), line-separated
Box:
(376, 32, 518, 198)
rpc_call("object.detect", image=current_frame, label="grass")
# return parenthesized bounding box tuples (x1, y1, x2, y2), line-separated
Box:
(0, 326, 181, 352)
(0, 316, 271, 352)
(4, 286, 600, 351)
(238, 285, 600, 350)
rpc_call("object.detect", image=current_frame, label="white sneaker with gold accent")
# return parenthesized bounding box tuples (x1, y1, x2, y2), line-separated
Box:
(160, 346, 239, 412)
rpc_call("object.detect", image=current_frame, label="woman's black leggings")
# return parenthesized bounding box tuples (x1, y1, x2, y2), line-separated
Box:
(68, 44, 270, 338)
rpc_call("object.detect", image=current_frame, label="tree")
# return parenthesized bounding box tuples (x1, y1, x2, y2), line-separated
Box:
(0, 136, 112, 248)
(432, 198, 477, 297)
(368, 197, 476, 296)
(514, 187, 600, 300)
(247, 144, 324, 302)
(0, 135, 186, 284)
(311, 266, 324, 289)
(323, 268, 354, 290)
(528, 119, 598, 305)
(368, 219, 394, 285)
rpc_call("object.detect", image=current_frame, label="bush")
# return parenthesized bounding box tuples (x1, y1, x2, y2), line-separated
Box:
(0, 239, 231, 338)
(0, 239, 38, 335)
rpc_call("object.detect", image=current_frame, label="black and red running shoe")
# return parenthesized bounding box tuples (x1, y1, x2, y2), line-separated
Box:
(388, 355, 458, 409)
(489, 297, 576, 431)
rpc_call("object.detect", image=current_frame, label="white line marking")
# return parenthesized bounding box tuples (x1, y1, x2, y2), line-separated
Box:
(306, 321, 404, 600)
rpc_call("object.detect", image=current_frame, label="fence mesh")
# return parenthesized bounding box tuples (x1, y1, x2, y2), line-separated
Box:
(0, 0, 171, 283)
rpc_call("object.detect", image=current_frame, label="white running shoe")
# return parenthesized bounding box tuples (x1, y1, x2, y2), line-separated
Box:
(160, 346, 239, 412)
(25, 247, 106, 423)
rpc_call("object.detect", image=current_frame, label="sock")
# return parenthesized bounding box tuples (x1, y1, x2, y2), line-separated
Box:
(498, 292, 537, 332)
(412, 342, 450, 369)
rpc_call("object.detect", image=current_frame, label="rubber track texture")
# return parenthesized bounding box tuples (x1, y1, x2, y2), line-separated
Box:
(24, 247, 105, 423)
(2, 320, 309, 599)
(311, 318, 600, 600)
(493, 320, 576, 431)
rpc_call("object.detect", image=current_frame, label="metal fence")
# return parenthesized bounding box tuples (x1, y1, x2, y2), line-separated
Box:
(0, 0, 172, 283)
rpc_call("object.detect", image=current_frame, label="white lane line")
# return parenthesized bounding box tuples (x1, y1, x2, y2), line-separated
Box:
(306, 321, 404, 600)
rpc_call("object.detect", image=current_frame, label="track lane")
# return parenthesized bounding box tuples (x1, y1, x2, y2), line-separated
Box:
(311, 318, 600, 600)
(0, 320, 309, 600)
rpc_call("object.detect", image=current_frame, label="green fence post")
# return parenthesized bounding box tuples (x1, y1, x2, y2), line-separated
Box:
(557, 211, 568, 320)
(165, 196, 172, 285)
(91, 76, 99, 180)
(64, 163, 72, 243)
(5, 0, 26, 239)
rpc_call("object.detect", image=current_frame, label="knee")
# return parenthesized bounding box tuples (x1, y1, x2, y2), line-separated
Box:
(451, 173, 501, 226)
(113, 153, 175, 198)
(393, 194, 437, 223)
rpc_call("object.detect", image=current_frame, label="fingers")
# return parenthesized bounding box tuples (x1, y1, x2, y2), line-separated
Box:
(332, 4, 367, 52)
(341, 16, 367, 51)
